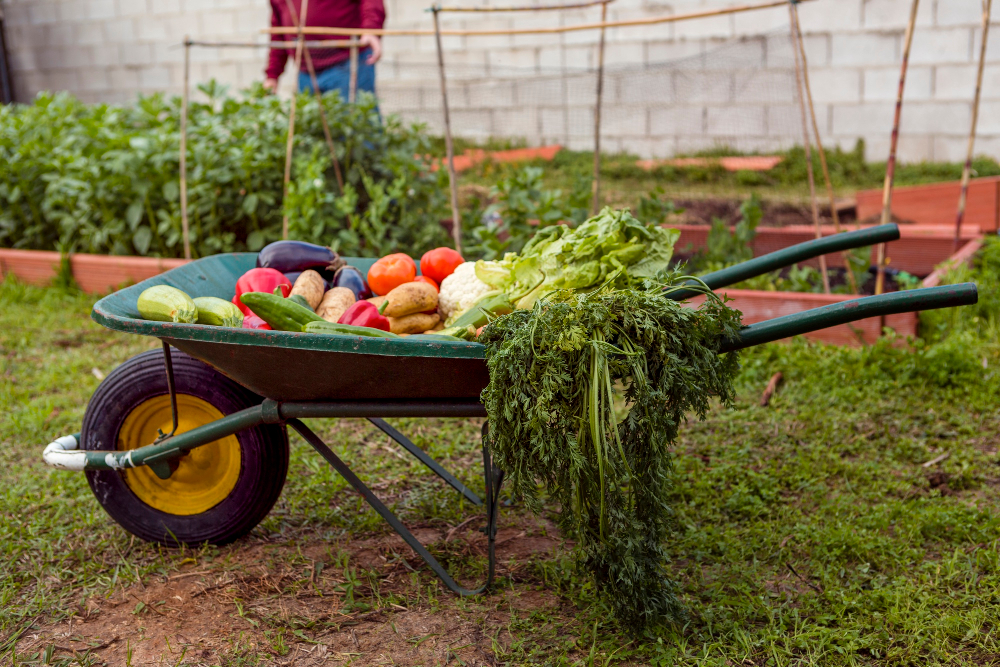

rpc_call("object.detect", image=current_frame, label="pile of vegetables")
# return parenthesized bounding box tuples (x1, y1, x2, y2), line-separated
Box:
(135, 240, 493, 342)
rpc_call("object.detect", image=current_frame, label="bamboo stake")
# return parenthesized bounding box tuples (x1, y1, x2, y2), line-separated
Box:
(591, 1, 607, 215)
(434, 0, 613, 11)
(433, 6, 462, 254)
(180, 36, 191, 261)
(791, 1, 855, 293)
(282, 0, 344, 191)
(877, 0, 919, 296)
(789, 2, 829, 293)
(186, 39, 356, 48)
(349, 36, 358, 104)
(955, 0, 992, 250)
(266, 0, 817, 37)
(281, 0, 310, 240)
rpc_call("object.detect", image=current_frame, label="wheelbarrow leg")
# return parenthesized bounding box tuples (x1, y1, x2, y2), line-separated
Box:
(288, 419, 504, 596)
(367, 417, 484, 507)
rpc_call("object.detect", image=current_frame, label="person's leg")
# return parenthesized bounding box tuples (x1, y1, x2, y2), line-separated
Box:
(355, 50, 376, 96)
(313, 61, 350, 102)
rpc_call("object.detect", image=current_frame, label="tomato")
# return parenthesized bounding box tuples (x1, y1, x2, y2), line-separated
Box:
(367, 253, 416, 296)
(414, 275, 439, 292)
(420, 247, 465, 285)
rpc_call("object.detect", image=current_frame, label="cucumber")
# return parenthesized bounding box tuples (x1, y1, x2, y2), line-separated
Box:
(240, 292, 323, 332)
(137, 285, 198, 324)
(193, 296, 244, 327)
(303, 320, 400, 338)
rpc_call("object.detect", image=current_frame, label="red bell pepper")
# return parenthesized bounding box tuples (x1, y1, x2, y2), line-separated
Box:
(242, 313, 272, 330)
(337, 300, 391, 332)
(233, 268, 291, 316)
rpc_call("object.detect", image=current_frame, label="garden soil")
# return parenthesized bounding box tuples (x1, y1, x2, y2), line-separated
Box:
(14, 526, 567, 666)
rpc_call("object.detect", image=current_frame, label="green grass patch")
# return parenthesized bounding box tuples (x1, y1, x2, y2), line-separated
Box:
(2, 272, 1000, 665)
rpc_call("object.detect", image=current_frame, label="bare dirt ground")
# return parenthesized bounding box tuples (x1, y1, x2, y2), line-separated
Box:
(15, 526, 571, 666)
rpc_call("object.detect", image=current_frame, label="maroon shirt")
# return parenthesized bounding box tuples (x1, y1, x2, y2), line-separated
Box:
(266, 0, 386, 80)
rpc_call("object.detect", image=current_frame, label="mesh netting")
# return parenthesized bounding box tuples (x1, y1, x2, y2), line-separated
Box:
(368, 30, 802, 159)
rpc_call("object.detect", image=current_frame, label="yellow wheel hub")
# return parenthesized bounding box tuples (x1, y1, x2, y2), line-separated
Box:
(117, 395, 241, 516)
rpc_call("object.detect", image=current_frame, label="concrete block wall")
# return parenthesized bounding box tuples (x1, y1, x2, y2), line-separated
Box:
(2, 0, 998, 161)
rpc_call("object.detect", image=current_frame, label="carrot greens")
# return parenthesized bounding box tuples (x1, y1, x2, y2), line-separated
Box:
(480, 277, 743, 631)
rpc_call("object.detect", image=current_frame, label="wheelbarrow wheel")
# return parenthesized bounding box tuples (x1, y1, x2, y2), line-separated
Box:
(82, 348, 288, 546)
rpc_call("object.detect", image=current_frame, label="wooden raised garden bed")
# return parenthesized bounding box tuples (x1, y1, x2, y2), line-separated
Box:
(856, 176, 1000, 233)
(0, 248, 188, 294)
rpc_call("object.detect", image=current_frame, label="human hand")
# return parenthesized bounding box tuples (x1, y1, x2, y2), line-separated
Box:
(359, 34, 382, 65)
(263, 78, 279, 94)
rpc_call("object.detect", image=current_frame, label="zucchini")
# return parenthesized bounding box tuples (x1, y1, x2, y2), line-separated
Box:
(240, 292, 323, 332)
(137, 285, 198, 324)
(193, 297, 244, 327)
(303, 320, 400, 338)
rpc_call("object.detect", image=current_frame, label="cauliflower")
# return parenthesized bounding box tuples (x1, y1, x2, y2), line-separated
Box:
(438, 261, 492, 320)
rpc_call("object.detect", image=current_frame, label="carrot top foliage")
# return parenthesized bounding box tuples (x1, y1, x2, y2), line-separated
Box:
(480, 280, 743, 631)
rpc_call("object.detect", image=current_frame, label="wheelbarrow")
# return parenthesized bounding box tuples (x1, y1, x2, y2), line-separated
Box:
(41, 223, 978, 596)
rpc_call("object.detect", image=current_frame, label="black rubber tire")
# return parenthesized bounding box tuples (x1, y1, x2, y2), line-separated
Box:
(83, 348, 289, 546)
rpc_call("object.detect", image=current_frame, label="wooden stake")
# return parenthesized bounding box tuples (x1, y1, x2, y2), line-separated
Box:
(180, 36, 191, 261)
(281, 0, 310, 240)
(349, 36, 359, 104)
(790, 3, 829, 293)
(433, 6, 462, 254)
(955, 0, 992, 250)
(591, 1, 608, 215)
(283, 0, 343, 191)
(791, 3, 857, 293)
(877, 0, 920, 296)
(267, 0, 817, 38)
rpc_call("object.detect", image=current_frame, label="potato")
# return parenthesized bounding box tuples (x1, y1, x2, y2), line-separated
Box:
(388, 312, 440, 335)
(290, 270, 325, 310)
(366, 295, 387, 309)
(316, 287, 356, 323)
(383, 282, 438, 318)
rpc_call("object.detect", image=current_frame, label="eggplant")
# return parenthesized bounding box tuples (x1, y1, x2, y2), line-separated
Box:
(333, 265, 373, 300)
(257, 241, 344, 278)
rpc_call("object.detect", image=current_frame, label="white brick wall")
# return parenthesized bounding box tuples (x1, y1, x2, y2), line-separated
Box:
(4, 0, 1000, 161)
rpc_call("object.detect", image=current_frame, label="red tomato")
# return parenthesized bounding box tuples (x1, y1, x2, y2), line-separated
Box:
(367, 253, 416, 296)
(420, 247, 465, 285)
(414, 275, 439, 292)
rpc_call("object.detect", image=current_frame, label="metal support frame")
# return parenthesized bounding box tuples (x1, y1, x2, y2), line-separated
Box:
(368, 417, 483, 506)
(289, 419, 503, 596)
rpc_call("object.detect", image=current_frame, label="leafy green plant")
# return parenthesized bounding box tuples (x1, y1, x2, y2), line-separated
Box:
(481, 278, 743, 632)
(0, 85, 450, 259)
(689, 193, 762, 273)
(636, 186, 681, 225)
(466, 166, 590, 259)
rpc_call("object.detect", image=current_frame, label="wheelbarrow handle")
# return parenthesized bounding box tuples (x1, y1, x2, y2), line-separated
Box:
(719, 282, 978, 353)
(669, 224, 901, 301)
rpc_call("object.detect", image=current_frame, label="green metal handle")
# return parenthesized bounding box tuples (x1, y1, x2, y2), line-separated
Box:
(719, 283, 978, 353)
(670, 224, 901, 301)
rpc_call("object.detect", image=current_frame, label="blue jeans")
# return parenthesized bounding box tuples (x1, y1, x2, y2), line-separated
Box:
(298, 49, 376, 102)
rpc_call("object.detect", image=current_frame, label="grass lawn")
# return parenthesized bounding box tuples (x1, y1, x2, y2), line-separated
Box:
(2, 277, 1000, 666)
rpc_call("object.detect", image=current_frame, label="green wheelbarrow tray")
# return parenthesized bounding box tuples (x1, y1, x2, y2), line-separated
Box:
(91, 253, 490, 403)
